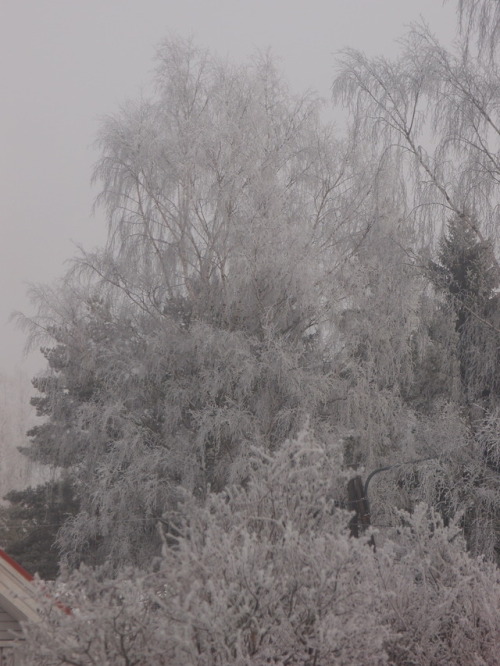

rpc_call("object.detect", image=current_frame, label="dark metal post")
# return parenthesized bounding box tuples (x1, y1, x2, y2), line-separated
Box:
(347, 475, 371, 537)
(347, 456, 438, 549)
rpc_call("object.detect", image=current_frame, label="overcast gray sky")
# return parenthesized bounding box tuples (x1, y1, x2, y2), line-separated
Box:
(0, 0, 455, 376)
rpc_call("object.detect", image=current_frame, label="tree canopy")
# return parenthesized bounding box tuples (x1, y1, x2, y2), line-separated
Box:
(7, 2, 500, 662)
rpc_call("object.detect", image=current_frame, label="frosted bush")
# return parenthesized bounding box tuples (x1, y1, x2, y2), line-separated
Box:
(19, 432, 500, 665)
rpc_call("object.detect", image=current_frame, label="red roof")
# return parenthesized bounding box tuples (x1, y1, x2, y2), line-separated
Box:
(0, 549, 34, 582)
(0, 548, 71, 616)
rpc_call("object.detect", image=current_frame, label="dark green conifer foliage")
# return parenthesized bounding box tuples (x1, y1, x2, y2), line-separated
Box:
(0, 480, 79, 580)
(436, 216, 498, 330)
(431, 215, 500, 402)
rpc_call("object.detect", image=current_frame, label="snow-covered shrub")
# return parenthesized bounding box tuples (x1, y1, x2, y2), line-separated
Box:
(380, 505, 500, 665)
(19, 431, 500, 665)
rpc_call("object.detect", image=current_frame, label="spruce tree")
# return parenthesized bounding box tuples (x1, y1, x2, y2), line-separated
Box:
(0, 480, 79, 579)
(432, 214, 500, 402)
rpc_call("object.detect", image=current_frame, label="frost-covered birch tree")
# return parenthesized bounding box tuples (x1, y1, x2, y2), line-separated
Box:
(11, 5, 500, 659)
(20, 38, 368, 569)
(456, 0, 500, 59)
(334, 3, 500, 246)
(331, 0, 500, 561)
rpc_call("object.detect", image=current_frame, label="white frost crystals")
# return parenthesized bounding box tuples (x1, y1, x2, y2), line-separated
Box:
(19, 432, 500, 665)
(10, 1, 500, 662)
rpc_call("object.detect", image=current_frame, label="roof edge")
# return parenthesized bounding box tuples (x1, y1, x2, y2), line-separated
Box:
(0, 549, 34, 583)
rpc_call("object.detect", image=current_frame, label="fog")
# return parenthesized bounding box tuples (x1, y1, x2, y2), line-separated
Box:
(0, 0, 454, 376)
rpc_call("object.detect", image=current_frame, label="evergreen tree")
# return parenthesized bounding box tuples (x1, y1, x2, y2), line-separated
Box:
(436, 214, 498, 328)
(0, 480, 79, 579)
(431, 214, 500, 402)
